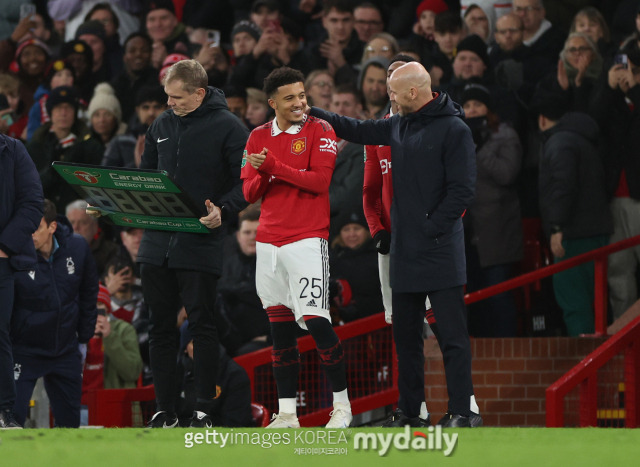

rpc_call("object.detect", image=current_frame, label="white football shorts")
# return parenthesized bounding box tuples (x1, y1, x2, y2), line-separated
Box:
(256, 238, 331, 329)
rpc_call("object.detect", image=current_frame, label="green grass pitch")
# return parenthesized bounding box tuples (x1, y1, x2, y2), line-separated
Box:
(1, 427, 639, 467)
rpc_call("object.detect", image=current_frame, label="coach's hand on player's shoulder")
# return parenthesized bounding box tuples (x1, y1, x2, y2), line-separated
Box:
(248, 148, 268, 169)
(199, 199, 222, 229)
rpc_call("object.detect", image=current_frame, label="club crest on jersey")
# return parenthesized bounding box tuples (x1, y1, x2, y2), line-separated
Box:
(319, 137, 337, 154)
(241, 150, 247, 168)
(291, 137, 306, 155)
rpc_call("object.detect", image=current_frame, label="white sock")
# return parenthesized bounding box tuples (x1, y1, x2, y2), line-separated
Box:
(470, 395, 479, 414)
(419, 401, 429, 419)
(279, 398, 297, 415)
(333, 389, 350, 406)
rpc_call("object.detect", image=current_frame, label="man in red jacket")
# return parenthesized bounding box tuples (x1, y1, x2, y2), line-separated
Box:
(242, 67, 351, 428)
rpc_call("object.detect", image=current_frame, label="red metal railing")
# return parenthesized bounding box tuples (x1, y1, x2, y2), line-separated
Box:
(546, 315, 640, 427)
(234, 312, 398, 427)
(465, 235, 640, 336)
(85, 233, 640, 427)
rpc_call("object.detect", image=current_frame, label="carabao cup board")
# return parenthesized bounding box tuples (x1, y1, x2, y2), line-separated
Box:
(52, 162, 209, 233)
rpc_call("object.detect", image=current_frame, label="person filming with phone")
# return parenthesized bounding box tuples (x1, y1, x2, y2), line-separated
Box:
(590, 37, 640, 323)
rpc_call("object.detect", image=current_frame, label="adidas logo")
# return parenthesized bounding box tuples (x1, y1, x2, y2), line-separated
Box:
(306, 299, 317, 307)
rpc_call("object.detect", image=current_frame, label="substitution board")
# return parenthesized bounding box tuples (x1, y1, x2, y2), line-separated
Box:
(52, 162, 209, 233)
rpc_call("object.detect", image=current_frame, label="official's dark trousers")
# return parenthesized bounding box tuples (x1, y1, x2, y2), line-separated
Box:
(13, 351, 82, 427)
(0, 258, 15, 411)
(393, 285, 473, 417)
(141, 263, 219, 413)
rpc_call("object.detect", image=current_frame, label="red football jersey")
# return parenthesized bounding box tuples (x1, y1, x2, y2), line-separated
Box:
(242, 115, 338, 246)
(363, 115, 393, 237)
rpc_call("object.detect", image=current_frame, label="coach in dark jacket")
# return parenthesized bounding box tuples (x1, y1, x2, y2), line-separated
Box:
(311, 62, 480, 428)
(537, 105, 612, 336)
(0, 135, 43, 428)
(12, 202, 98, 427)
(138, 60, 248, 428)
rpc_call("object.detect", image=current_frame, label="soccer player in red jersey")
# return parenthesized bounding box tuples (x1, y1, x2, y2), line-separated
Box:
(241, 67, 352, 428)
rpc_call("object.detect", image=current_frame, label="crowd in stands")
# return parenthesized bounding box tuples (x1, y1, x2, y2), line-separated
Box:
(3, 0, 640, 425)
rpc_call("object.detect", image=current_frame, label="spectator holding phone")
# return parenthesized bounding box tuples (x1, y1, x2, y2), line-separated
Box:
(590, 39, 640, 322)
(82, 284, 142, 401)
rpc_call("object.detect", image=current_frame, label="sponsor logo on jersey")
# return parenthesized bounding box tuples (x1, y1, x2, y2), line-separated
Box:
(291, 137, 306, 155)
(319, 138, 337, 154)
(306, 299, 317, 307)
(380, 159, 391, 174)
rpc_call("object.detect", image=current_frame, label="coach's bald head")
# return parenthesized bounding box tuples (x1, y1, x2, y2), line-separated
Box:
(388, 62, 434, 116)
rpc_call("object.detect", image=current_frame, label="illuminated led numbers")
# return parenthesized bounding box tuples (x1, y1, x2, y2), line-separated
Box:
(81, 186, 195, 217)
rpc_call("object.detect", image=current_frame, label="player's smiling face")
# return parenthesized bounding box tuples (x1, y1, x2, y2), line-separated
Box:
(269, 81, 306, 131)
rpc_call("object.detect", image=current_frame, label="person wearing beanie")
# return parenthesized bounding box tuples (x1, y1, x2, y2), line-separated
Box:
(228, 16, 309, 90)
(27, 59, 76, 141)
(415, 0, 449, 39)
(27, 86, 103, 212)
(455, 33, 490, 74)
(78, 12, 125, 82)
(145, 0, 190, 70)
(231, 20, 261, 59)
(81, 281, 143, 411)
(459, 82, 523, 338)
(329, 206, 383, 324)
(444, 39, 524, 146)
(250, 0, 282, 31)
(1, 38, 51, 117)
(75, 19, 117, 82)
(110, 32, 158, 124)
(87, 82, 125, 150)
(60, 39, 96, 103)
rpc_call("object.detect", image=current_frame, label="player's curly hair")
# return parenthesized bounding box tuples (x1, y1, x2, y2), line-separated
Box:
(263, 67, 306, 98)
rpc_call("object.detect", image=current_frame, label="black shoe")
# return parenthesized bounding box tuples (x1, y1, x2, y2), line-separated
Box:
(382, 408, 430, 427)
(437, 412, 471, 428)
(0, 410, 22, 429)
(469, 412, 483, 427)
(147, 411, 178, 428)
(190, 411, 213, 428)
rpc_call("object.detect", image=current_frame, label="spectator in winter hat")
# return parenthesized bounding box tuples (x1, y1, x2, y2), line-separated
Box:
(415, 0, 449, 39)
(11, 39, 51, 113)
(60, 39, 95, 102)
(453, 34, 489, 80)
(87, 82, 125, 150)
(75, 19, 118, 81)
(231, 20, 261, 59)
(145, 0, 190, 69)
(27, 58, 76, 141)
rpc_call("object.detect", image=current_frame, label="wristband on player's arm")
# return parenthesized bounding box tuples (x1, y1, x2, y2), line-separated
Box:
(373, 230, 391, 255)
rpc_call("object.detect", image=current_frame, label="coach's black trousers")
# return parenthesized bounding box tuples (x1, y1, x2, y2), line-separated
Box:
(141, 263, 219, 413)
(393, 285, 474, 417)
